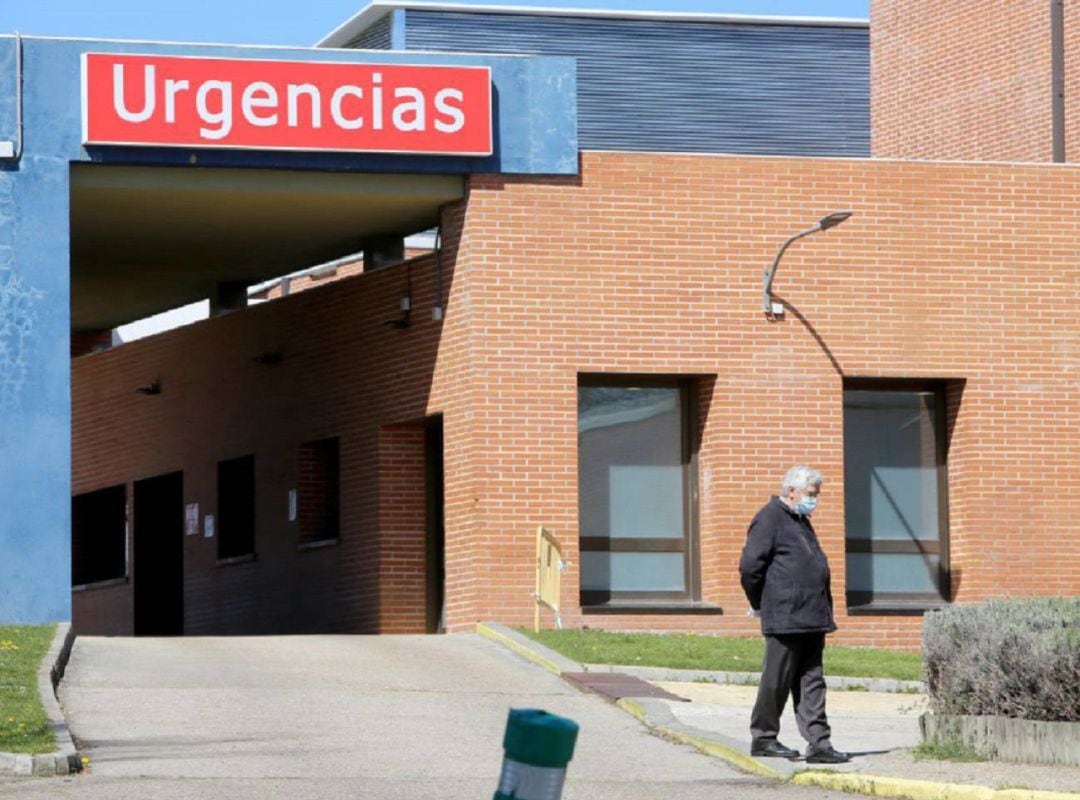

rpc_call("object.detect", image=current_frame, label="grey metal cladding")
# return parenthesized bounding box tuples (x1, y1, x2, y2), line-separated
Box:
(345, 14, 394, 50)
(402, 10, 869, 157)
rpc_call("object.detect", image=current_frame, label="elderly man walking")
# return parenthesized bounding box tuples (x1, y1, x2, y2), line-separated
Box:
(738, 465, 849, 764)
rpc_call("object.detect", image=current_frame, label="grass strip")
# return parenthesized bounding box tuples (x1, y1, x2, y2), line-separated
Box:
(0, 624, 57, 754)
(913, 737, 987, 762)
(521, 629, 923, 681)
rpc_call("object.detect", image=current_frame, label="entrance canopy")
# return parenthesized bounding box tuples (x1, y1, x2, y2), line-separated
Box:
(0, 32, 576, 625)
(70, 164, 463, 330)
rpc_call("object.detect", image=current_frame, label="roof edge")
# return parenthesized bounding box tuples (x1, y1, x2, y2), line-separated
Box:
(316, 0, 869, 48)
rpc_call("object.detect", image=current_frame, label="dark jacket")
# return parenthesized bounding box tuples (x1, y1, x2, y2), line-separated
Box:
(739, 497, 837, 636)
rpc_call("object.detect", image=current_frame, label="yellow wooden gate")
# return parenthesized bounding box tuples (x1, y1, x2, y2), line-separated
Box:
(534, 526, 566, 632)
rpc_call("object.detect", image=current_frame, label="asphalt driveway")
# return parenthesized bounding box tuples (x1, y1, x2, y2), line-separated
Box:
(0, 633, 855, 799)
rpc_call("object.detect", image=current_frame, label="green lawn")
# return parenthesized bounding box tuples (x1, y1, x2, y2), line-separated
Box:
(521, 629, 924, 682)
(0, 625, 57, 754)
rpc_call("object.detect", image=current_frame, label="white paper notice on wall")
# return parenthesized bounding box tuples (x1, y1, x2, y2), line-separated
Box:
(185, 503, 199, 536)
(288, 489, 297, 523)
(204, 514, 215, 539)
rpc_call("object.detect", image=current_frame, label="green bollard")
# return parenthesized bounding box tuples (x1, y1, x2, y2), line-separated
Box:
(493, 708, 579, 800)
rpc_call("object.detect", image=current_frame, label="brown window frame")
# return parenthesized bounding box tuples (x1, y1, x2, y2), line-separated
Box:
(577, 375, 701, 608)
(842, 378, 952, 612)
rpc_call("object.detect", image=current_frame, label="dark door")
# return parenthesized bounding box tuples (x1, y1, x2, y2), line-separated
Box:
(424, 417, 446, 634)
(133, 471, 184, 636)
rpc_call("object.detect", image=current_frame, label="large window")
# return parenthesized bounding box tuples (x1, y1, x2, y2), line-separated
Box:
(217, 455, 256, 560)
(72, 485, 127, 586)
(843, 381, 951, 609)
(578, 377, 699, 606)
(298, 437, 340, 544)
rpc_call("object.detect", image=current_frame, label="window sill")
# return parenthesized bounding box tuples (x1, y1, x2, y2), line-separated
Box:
(216, 553, 257, 567)
(581, 601, 723, 616)
(298, 537, 339, 552)
(847, 601, 950, 616)
(72, 576, 128, 593)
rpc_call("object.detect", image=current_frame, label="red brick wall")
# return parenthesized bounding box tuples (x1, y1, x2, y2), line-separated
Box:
(72, 205, 468, 636)
(455, 151, 1079, 649)
(74, 152, 1080, 649)
(250, 248, 431, 302)
(72, 582, 133, 636)
(378, 425, 428, 633)
(297, 437, 340, 543)
(872, 1, 1054, 161)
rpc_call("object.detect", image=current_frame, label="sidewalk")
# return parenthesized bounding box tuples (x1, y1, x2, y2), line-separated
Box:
(478, 624, 1080, 800)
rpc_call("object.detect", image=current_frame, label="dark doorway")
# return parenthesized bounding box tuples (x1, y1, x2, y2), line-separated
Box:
(424, 416, 446, 634)
(133, 471, 184, 636)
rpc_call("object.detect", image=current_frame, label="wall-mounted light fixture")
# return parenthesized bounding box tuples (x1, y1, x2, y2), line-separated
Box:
(384, 296, 412, 330)
(135, 380, 162, 395)
(763, 210, 853, 318)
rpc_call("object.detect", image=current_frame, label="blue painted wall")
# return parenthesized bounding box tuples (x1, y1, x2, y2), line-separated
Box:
(0, 39, 72, 623)
(0, 35, 576, 623)
(394, 10, 869, 157)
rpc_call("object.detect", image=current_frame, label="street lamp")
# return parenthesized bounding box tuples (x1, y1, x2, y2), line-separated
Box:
(763, 211, 853, 317)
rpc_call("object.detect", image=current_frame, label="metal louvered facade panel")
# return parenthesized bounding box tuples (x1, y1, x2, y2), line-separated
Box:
(345, 14, 393, 50)
(401, 10, 869, 157)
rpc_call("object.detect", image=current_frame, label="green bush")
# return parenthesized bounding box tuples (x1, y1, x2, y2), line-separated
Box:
(922, 597, 1080, 722)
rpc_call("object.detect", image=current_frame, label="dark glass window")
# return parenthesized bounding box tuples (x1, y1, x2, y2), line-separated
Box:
(218, 455, 255, 560)
(299, 438, 340, 543)
(72, 485, 127, 586)
(843, 382, 951, 609)
(578, 377, 698, 606)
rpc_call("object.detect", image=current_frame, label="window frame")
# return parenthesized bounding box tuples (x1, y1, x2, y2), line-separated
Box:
(842, 378, 952, 612)
(71, 484, 128, 588)
(577, 374, 701, 608)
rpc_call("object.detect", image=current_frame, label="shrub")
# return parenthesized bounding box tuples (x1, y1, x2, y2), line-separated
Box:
(922, 597, 1080, 722)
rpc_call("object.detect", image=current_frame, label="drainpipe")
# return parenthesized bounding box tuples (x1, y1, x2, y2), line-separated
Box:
(0, 32, 23, 161)
(1051, 0, 1065, 162)
(433, 227, 444, 321)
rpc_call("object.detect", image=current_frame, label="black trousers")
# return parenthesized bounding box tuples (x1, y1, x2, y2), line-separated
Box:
(750, 633, 832, 753)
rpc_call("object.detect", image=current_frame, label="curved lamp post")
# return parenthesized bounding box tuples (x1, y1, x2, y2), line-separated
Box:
(763, 210, 853, 317)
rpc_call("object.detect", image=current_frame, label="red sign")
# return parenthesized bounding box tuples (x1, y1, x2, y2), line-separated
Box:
(82, 53, 492, 156)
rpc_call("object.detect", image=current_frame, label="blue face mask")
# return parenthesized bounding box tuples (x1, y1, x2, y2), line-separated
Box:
(795, 494, 819, 516)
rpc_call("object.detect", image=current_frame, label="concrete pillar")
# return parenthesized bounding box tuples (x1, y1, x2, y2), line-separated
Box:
(211, 281, 249, 315)
(70, 329, 114, 357)
(363, 236, 406, 271)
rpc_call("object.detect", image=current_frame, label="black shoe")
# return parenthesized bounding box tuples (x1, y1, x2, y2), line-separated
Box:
(806, 747, 851, 764)
(750, 741, 800, 759)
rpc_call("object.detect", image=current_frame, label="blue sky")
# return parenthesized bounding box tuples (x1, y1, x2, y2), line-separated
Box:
(2, 1, 868, 47)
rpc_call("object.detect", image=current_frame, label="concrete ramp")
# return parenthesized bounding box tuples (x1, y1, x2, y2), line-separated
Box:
(49, 633, 780, 799)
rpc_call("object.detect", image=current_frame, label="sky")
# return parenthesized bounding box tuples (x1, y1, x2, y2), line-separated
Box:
(1, 1, 868, 47)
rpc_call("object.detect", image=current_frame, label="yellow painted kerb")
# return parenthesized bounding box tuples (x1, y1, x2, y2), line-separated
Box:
(793, 771, 1080, 800)
(612, 698, 784, 781)
(476, 622, 563, 676)
(475, 621, 1080, 800)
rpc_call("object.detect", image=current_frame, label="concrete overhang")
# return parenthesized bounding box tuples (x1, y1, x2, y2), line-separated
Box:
(70, 164, 463, 331)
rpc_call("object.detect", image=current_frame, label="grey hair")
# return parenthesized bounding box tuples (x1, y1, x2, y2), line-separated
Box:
(782, 465, 823, 494)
